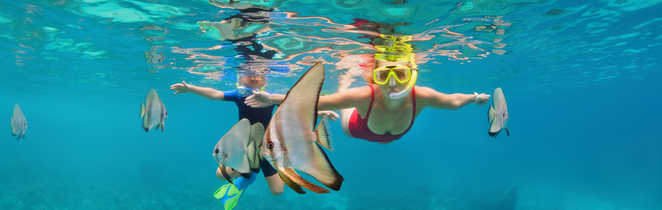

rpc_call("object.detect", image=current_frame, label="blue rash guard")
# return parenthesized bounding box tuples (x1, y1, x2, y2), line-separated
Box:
(222, 90, 275, 127)
(222, 90, 277, 177)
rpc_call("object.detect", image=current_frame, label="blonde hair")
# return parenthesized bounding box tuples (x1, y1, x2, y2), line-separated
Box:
(373, 34, 417, 68)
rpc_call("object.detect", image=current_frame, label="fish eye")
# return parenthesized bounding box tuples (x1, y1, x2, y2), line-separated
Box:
(214, 148, 219, 154)
(267, 142, 274, 150)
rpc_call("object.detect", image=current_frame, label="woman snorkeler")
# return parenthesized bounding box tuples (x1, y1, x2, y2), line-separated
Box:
(245, 32, 491, 143)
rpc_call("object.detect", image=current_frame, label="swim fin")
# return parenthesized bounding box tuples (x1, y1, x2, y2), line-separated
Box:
(213, 173, 257, 210)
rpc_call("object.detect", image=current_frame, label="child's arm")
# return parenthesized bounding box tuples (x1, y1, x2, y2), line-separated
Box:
(170, 81, 225, 100)
(245, 92, 285, 107)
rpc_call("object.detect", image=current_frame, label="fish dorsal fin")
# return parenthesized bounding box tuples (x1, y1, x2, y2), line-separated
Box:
(315, 117, 332, 151)
(141, 104, 145, 118)
(246, 139, 260, 173)
(250, 123, 265, 149)
(248, 123, 265, 171)
(273, 62, 325, 169)
(279, 62, 324, 131)
(488, 105, 495, 123)
(13, 104, 21, 115)
(493, 87, 506, 111)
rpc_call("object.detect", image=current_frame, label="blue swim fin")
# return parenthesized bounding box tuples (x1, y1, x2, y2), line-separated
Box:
(213, 173, 257, 210)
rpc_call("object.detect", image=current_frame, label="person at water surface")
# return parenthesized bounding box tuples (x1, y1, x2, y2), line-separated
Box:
(245, 35, 490, 143)
(169, 74, 287, 194)
(170, 73, 338, 192)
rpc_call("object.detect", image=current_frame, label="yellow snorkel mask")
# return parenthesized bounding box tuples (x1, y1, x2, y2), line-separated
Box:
(373, 34, 418, 100)
(373, 64, 413, 85)
(372, 62, 418, 100)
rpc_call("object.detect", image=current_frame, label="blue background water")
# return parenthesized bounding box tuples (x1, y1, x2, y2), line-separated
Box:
(1, 0, 661, 209)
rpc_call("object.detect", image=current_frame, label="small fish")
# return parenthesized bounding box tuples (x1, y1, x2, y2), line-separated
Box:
(262, 62, 343, 194)
(10, 104, 27, 140)
(212, 119, 265, 183)
(488, 87, 510, 137)
(140, 89, 167, 132)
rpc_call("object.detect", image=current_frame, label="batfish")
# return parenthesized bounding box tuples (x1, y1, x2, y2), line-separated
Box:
(10, 104, 27, 140)
(212, 118, 264, 183)
(140, 89, 167, 132)
(262, 62, 342, 194)
(488, 87, 510, 137)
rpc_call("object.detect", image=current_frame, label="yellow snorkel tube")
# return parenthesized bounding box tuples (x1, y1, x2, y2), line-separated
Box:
(373, 34, 417, 100)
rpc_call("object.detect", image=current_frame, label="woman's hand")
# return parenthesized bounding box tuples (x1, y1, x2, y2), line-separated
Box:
(245, 92, 274, 108)
(474, 92, 490, 105)
(317, 111, 340, 121)
(170, 81, 190, 94)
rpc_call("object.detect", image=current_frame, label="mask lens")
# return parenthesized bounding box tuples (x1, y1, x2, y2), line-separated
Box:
(374, 68, 391, 84)
(374, 65, 412, 84)
(393, 67, 409, 81)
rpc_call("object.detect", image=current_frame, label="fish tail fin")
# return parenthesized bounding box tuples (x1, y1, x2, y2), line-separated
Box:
(505, 128, 510, 136)
(315, 117, 332, 151)
(140, 104, 145, 118)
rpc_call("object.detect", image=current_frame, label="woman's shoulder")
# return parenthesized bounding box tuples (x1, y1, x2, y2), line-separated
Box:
(335, 85, 372, 100)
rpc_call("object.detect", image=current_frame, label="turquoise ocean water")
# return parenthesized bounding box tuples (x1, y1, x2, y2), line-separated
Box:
(1, 0, 661, 209)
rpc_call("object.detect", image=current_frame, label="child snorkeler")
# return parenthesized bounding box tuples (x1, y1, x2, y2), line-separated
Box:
(171, 72, 338, 209)
(178, 1, 284, 209)
(170, 73, 282, 198)
(181, 1, 339, 208)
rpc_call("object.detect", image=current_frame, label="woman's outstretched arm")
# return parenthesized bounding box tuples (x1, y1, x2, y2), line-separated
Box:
(416, 86, 490, 110)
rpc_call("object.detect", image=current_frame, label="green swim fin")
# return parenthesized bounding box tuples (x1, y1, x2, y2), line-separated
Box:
(214, 183, 244, 210)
